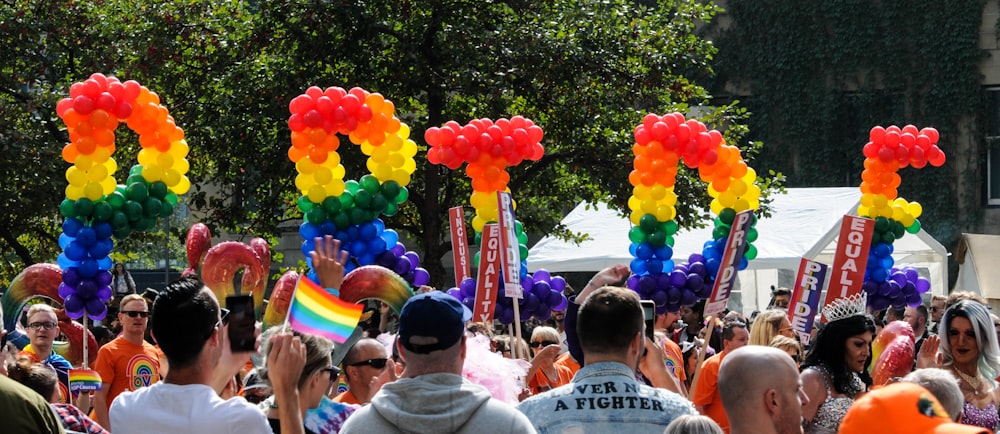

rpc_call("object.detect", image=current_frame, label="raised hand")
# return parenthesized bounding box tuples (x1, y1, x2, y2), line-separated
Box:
(311, 235, 350, 289)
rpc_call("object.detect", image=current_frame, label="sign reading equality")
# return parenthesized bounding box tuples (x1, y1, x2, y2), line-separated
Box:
(704, 210, 754, 317)
(788, 258, 827, 345)
(472, 224, 502, 323)
(821, 215, 875, 311)
(449, 206, 472, 288)
(497, 192, 523, 298)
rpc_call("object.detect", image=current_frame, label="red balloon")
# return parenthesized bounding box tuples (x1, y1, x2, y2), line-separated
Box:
(651, 122, 669, 142)
(424, 127, 442, 146)
(634, 126, 651, 145)
(863, 141, 879, 159)
(675, 123, 691, 142)
(305, 86, 324, 99)
(527, 125, 544, 143)
(869, 126, 886, 144)
(920, 127, 939, 144)
(884, 131, 900, 146)
(73, 96, 95, 115)
(289, 95, 314, 114)
(56, 98, 73, 117)
(877, 145, 895, 163)
(927, 146, 946, 166)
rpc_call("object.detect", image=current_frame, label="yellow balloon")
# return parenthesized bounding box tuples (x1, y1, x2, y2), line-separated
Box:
(655, 205, 675, 221)
(327, 180, 346, 197)
(137, 149, 156, 167)
(729, 179, 747, 196)
(66, 185, 84, 200)
(872, 194, 888, 208)
(164, 169, 181, 187)
(650, 185, 666, 200)
(742, 168, 757, 184)
(87, 164, 108, 182)
(891, 205, 905, 221)
(105, 159, 118, 176)
(402, 158, 416, 174)
(91, 147, 111, 164)
(174, 158, 189, 174)
(157, 152, 174, 169)
(633, 185, 649, 201)
(878, 205, 893, 218)
(402, 140, 418, 158)
(661, 190, 677, 207)
(295, 174, 316, 193)
(75, 155, 95, 170)
(360, 142, 376, 156)
(169, 139, 189, 159)
(640, 199, 657, 215)
(906, 202, 923, 218)
(388, 153, 405, 168)
(629, 211, 643, 226)
(710, 199, 724, 215)
(296, 159, 317, 175)
(66, 167, 86, 186)
(142, 165, 164, 182)
(707, 184, 721, 198)
(745, 185, 761, 202)
(314, 168, 333, 185)
(84, 182, 103, 201)
(472, 216, 486, 232)
(860, 194, 874, 207)
(857, 205, 870, 217)
(307, 185, 327, 203)
(101, 177, 117, 195)
(720, 191, 737, 207)
(397, 124, 411, 140)
(734, 198, 750, 212)
(332, 164, 346, 182)
(391, 170, 410, 186)
(628, 196, 642, 212)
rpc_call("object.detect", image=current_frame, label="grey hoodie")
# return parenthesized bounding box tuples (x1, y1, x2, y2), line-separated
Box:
(339, 373, 536, 434)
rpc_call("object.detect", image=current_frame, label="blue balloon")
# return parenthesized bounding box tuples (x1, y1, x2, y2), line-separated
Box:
(57, 253, 77, 269)
(319, 222, 337, 235)
(629, 242, 638, 257)
(93, 222, 113, 240)
(373, 219, 385, 233)
(635, 243, 655, 259)
(76, 227, 97, 247)
(63, 218, 84, 237)
(654, 245, 673, 260)
(78, 259, 99, 278)
(299, 222, 321, 240)
(59, 233, 73, 249)
(383, 230, 399, 247)
(97, 256, 112, 271)
(346, 225, 360, 241)
(359, 222, 377, 240)
(705, 258, 721, 278)
(630, 258, 648, 275)
(646, 259, 663, 274)
(65, 242, 87, 261)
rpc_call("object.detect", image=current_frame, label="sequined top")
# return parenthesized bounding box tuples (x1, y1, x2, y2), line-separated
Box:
(804, 366, 856, 434)
(961, 400, 999, 431)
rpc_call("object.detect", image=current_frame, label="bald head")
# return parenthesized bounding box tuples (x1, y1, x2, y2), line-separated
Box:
(720, 346, 806, 434)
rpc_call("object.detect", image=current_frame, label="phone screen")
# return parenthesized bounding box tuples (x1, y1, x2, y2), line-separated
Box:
(226, 295, 256, 352)
(641, 300, 656, 341)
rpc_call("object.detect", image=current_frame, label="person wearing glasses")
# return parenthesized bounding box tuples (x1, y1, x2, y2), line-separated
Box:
(92, 293, 161, 430)
(260, 331, 343, 434)
(333, 338, 392, 405)
(110, 276, 308, 434)
(18, 304, 73, 403)
(929, 294, 947, 331)
(525, 326, 572, 396)
(769, 335, 803, 367)
(749, 309, 796, 346)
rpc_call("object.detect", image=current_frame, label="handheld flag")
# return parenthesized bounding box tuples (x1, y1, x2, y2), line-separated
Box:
(288, 276, 364, 344)
(69, 368, 102, 393)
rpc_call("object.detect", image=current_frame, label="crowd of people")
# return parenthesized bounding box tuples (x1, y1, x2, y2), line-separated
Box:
(1, 242, 999, 433)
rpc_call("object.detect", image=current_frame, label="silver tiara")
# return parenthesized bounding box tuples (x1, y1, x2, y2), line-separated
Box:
(824, 292, 868, 323)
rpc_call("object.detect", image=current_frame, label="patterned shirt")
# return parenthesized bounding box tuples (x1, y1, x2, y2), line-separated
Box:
(52, 403, 109, 434)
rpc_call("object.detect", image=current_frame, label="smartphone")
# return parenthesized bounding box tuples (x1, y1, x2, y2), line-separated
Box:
(226, 295, 256, 352)
(641, 300, 656, 341)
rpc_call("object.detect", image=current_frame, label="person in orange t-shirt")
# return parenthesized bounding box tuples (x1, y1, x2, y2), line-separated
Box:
(92, 295, 160, 430)
(690, 320, 749, 433)
(334, 338, 390, 405)
(526, 327, 573, 395)
(554, 351, 580, 377)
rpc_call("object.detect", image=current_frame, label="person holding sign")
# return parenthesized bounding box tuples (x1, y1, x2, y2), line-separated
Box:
(800, 293, 876, 434)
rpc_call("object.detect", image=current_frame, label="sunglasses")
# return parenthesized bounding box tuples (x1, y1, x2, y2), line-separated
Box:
(320, 366, 341, 382)
(121, 310, 149, 318)
(349, 358, 388, 370)
(530, 340, 559, 348)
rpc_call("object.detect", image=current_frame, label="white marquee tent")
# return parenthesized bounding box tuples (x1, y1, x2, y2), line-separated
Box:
(527, 187, 948, 314)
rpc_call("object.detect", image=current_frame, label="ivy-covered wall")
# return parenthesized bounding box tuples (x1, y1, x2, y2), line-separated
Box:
(709, 0, 991, 266)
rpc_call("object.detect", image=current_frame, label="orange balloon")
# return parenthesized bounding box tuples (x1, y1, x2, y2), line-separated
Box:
(77, 137, 97, 155)
(288, 146, 308, 163)
(291, 131, 310, 149)
(62, 144, 80, 163)
(628, 169, 642, 186)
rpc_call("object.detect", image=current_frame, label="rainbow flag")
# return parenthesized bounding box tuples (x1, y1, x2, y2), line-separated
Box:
(68, 369, 102, 392)
(288, 276, 363, 344)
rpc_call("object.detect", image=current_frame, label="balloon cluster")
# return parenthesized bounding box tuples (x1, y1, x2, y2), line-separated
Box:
(428, 117, 562, 324)
(288, 86, 425, 286)
(55, 73, 190, 320)
(869, 321, 915, 385)
(424, 117, 544, 232)
(447, 269, 568, 324)
(626, 113, 761, 313)
(855, 125, 944, 309)
(863, 266, 932, 310)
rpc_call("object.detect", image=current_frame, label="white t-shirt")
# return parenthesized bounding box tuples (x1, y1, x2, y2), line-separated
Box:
(110, 382, 270, 434)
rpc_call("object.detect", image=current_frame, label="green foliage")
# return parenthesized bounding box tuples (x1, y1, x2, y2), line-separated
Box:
(712, 0, 987, 248)
(0, 0, 780, 288)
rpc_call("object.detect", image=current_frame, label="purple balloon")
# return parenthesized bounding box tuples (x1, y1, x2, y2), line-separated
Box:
(871, 295, 890, 311)
(77, 280, 97, 298)
(87, 303, 108, 321)
(916, 278, 931, 294)
(57, 283, 74, 300)
(521, 275, 534, 291)
(686, 274, 704, 292)
(688, 262, 706, 277)
(550, 276, 567, 292)
(652, 290, 668, 306)
(498, 306, 515, 324)
(891, 272, 908, 288)
(85, 297, 105, 315)
(669, 270, 687, 287)
(460, 280, 477, 298)
(688, 253, 706, 264)
(391, 242, 406, 257)
(460, 277, 477, 294)
(404, 252, 420, 270)
(533, 269, 551, 283)
(680, 288, 698, 306)
(446, 288, 462, 300)
(377, 251, 397, 267)
(498, 294, 513, 307)
(462, 296, 475, 309)
(412, 268, 430, 287)
(666, 286, 681, 304)
(393, 257, 412, 275)
(525, 293, 540, 311)
(63, 294, 85, 318)
(532, 281, 551, 298)
(552, 295, 568, 311)
(904, 268, 919, 282)
(547, 290, 563, 307)
(638, 276, 657, 296)
(626, 274, 640, 291)
(97, 286, 112, 302)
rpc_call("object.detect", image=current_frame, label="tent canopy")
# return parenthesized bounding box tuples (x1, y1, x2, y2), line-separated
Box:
(528, 187, 948, 313)
(954, 233, 1000, 300)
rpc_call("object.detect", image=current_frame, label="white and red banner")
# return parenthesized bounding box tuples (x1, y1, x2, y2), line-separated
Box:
(497, 192, 523, 298)
(788, 258, 828, 345)
(704, 210, 754, 317)
(449, 206, 471, 288)
(822, 215, 875, 311)
(473, 224, 502, 323)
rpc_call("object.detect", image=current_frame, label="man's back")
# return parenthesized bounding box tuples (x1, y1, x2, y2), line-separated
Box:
(340, 373, 535, 434)
(0, 374, 65, 434)
(517, 361, 695, 434)
(110, 381, 270, 434)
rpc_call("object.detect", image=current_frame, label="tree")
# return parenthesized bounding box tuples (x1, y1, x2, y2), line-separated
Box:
(0, 0, 779, 289)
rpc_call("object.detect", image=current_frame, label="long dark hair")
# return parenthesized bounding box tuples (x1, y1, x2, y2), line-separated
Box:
(802, 313, 876, 394)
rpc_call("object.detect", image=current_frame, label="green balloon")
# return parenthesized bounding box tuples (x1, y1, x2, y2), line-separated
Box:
(515, 220, 524, 234)
(126, 183, 149, 202)
(354, 190, 373, 209)
(874, 217, 890, 233)
(380, 181, 401, 200)
(332, 212, 351, 230)
(305, 206, 326, 224)
(143, 198, 163, 218)
(108, 191, 126, 209)
(647, 230, 666, 247)
(712, 225, 730, 240)
(519, 244, 528, 259)
(517, 232, 528, 245)
(881, 231, 896, 244)
(164, 192, 178, 206)
(719, 208, 736, 225)
(892, 221, 905, 238)
(744, 243, 758, 260)
(322, 197, 341, 214)
(124, 201, 143, 221)
(906, 219, 922, 234)
(345, 180, 360, 194)
(747, 227, 759, 242)
(129, 164, 143, 176)
(662, 220, 679, 236)
(149, 181, 168, 199)
(349, 207, 368, 225)
(664, 235, 674, 247)
(93, 202, 113, 222)
(159, 200, 174, 218)
(127, 174, 144, 185)
(360, 175, 380, 193)
(370, 194, 388, 214)
(339, 192, 355, 210)
(473, 251, 480, 267)
(110, 211, 129, 229)
(628, 227, 646, 244)
(74, 198, 94, 218)
(297, 195, 314, 212)
(395, 187, 409, 203)
(384, 202, 398, 217)
(113, 227, 131, 238)
(474, 231, 482, 245)
(639, 214, 659, 234)
(60, 199, 77, 218)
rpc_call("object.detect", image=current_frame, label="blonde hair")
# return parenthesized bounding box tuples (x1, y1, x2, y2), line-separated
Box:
(749, 309, 787, 346)
(664, 414, 724, 434)
(119, 293, 147, 311)
(769, 335, 802, 358)
(530, 326, 559, 343)
(26, 304, 57, 322)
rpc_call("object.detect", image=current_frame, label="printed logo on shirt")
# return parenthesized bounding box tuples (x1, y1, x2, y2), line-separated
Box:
(127, 354, 158, 390)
